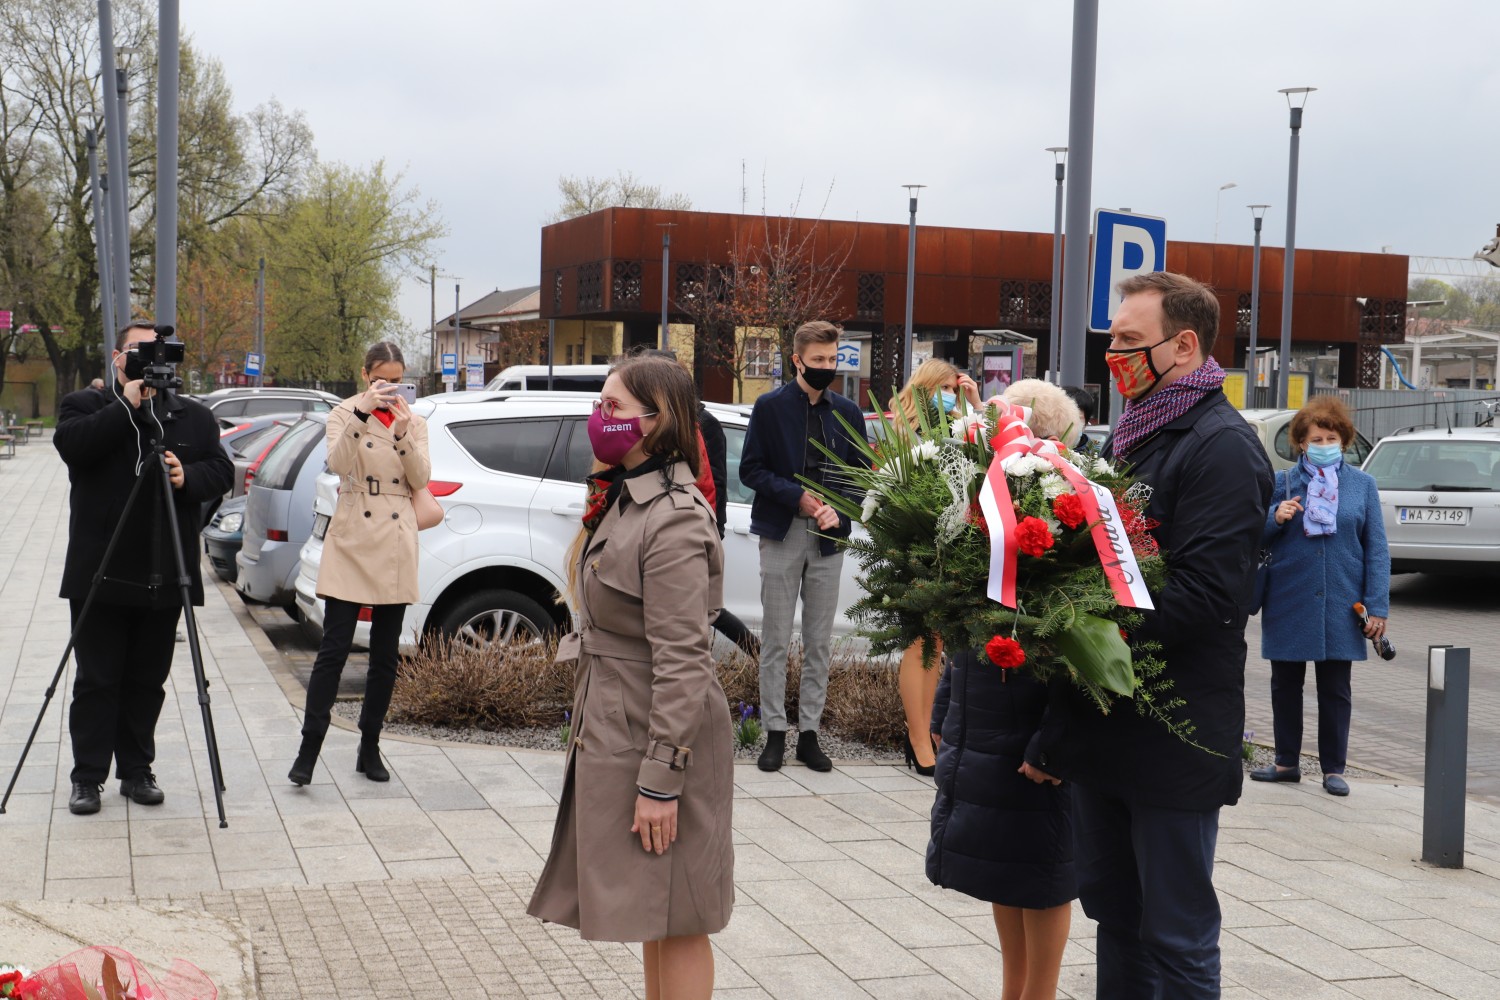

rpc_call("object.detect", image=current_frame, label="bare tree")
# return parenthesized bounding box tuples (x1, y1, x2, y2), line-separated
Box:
(677, 214, 852, 400)
(548, 169, 691, 223)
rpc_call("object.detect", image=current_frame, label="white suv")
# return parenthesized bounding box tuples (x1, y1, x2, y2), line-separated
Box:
(294, 394, 868, 652)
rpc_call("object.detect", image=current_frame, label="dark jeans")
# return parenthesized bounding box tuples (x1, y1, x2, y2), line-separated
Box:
(1074, 784, 1222, 999)
(68, 600, 182, 784)
(303, 598, 404, 744)
(1269, 659, 1352, 774)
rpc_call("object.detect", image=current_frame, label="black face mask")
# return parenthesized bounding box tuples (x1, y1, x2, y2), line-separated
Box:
(798, 364, 837, 391)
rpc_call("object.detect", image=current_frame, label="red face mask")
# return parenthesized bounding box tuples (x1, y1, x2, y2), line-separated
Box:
(1105, 333, 1178, 399)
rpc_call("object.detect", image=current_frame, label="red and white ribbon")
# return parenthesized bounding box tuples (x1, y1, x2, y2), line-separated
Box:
(977, 399, 1154, 610)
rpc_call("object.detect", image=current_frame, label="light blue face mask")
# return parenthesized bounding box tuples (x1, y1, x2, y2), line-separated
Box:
(1305, 443, 1343, 467)
(935, 390, 958, 413)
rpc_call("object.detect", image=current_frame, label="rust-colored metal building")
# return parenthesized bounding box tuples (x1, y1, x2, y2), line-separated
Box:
(539, 207, 1409, 405)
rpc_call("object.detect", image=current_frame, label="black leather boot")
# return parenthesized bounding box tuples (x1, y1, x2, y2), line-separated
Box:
(795, 730, 832, 772)
(288, 736, 321, 786)
(356, 739, 390, 782)
(757, 730, 786, 772)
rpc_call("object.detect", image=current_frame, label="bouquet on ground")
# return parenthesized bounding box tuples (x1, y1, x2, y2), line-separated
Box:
(0, 949, 216, 1000)
(808, 393, 1196, 743)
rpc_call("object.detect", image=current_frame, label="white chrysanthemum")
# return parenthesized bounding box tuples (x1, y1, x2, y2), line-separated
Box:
(1041, 473, 1071, 500)
(1005, 454, 1049, 477)
(861, 490, 882, 521)
(912, 440, 940, 462)
(1093, 457, 1115, 476)
(952, 411, 987, 441)
(1043, 515, 1061, 535)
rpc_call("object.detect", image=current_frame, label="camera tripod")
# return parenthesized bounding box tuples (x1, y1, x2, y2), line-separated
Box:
(0, 409, 230, 828)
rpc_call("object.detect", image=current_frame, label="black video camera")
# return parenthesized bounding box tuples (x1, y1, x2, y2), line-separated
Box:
(123, 325, 185, 391)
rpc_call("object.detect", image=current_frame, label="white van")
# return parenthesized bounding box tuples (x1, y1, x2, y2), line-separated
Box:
(484, 364, 610, 393)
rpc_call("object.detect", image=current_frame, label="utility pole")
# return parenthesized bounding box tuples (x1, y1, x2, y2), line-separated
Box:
(1057, 0, 1099, 388)
(97, 2, 131, 330)
(153, 0, 178, 331)
(87, 128, 115, 359)
(255, 257, 266, 387)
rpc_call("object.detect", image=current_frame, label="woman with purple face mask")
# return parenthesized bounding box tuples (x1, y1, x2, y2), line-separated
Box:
(529, 355, 733, 1000)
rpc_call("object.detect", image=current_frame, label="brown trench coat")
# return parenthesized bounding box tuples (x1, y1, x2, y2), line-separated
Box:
(314, 398, 431, 606)
(527, 460, 734, 943)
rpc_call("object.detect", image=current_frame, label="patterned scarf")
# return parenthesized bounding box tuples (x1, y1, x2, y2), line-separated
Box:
(580, 453, 672, 535)
(1109, 357, 1227, 460)
(1299, 455, 1341, 537)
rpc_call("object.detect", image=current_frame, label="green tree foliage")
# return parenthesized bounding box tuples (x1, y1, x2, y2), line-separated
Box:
(264, 161, 445, 381)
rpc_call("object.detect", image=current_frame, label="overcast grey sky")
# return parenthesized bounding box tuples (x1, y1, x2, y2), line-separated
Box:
(185, 1, 1500, 337)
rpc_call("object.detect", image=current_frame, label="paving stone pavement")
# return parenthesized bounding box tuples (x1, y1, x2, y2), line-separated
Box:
(5, 437, 1500, 997)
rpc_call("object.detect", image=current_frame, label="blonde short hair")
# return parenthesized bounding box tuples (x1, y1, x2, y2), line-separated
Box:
(1001, 378, 1087, 447)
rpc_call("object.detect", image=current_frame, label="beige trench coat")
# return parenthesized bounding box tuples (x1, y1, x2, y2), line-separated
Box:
(527, 460, 734, 943)
(314, 398, 431, 606)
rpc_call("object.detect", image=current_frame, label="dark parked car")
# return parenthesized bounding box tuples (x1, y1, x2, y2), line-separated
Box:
(235, 415, 327, 608)
(202, 494, 247, 584)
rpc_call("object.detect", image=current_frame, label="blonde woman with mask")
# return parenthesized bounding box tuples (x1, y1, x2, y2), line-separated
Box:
(890, 359, 980, 774)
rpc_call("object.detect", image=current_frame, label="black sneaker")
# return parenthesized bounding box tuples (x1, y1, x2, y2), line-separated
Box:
(795, 730, 833, 772)
(69, 782, 102, 815)
(120, 773, 166, 805)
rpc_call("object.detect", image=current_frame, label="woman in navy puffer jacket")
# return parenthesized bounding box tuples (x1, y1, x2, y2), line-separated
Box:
(928, 649, 1076, 1000)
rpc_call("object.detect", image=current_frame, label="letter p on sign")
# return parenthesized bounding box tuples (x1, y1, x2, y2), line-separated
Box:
(1087, 209, 1168, 333)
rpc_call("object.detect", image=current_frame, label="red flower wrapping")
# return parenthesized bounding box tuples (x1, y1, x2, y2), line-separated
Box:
(985, 635, 1026, 669)
(1052, 492, 1086, 530)
(1015, 516, 1055, 558)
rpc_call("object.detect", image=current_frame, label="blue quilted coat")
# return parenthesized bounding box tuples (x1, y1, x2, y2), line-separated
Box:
(1258, 460, 1390, 662)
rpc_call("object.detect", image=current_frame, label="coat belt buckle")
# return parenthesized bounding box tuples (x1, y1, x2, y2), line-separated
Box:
(365, 476, 381, 496)
(647, 741, 692, 771)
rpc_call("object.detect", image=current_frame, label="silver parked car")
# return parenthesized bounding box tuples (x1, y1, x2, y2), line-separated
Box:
(1361, 426, 1500, 575)
(235, 414, 328, 607)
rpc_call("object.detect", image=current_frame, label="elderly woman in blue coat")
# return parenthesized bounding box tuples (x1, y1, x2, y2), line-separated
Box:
(1250, 397, 1390, 796)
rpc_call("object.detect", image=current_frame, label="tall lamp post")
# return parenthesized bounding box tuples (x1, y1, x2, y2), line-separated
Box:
(901, 184, 925, 385)
(1276, 86, 1316, 408)
(1046, 148, 1067, 381)
(658, 223, 676, 351)
(1246, 204, 1270, 402)
(1212, 181, 1237, 242)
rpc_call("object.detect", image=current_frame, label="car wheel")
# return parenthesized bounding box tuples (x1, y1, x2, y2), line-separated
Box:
(432, 589, 555, 651)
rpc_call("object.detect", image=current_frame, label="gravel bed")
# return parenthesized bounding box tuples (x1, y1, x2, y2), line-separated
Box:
(338, 703, 1383, 777)
(334, 701, 906, 763)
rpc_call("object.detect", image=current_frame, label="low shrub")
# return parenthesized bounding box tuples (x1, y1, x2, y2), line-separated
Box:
(389, 635, 907, 750)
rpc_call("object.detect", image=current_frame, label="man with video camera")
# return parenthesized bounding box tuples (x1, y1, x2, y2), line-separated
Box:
(54, 323, 232, 815)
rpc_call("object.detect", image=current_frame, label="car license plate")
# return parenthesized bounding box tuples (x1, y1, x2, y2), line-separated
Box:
(1398, 506, 1470, 525)
(313, 513, 330, 539)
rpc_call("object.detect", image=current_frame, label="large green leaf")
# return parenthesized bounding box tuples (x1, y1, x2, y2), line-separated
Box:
(1054, 613, 1137, 697)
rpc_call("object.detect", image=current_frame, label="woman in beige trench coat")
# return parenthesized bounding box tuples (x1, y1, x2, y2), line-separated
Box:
(288, 341, 430, 787)
(528, 354, 733, 1000)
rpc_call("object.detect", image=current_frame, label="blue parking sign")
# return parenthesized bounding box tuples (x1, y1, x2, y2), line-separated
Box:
(441, 353, 458, 377)
(244, 352, 262, 376)
(1088, 209, 1167, 333)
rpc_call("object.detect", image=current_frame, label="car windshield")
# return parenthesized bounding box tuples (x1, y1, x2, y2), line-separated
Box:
(1364, 439, 1500, 491)
(254, 419, 323, 490)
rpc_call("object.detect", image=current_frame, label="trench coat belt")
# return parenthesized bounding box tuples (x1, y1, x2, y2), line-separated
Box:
(578, 626, 654, 663)
(342, 475, 413, 499)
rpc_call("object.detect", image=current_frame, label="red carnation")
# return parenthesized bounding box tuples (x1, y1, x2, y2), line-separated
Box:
(985, 635, 1026, 669)
(1015, 516, 1055, 558)
(966, 501, 989, 536)
(1052, 492, 1086, 530)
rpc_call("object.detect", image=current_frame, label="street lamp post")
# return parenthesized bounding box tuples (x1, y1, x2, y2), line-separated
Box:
(1276, 87, 1316, 408)
(1247, 204, 1270, 403)
(659, 224, 675, 351)
(902, 184, 925, 386)
(1213, 181, 1237, 243)
(1046, 148, 1067, 382)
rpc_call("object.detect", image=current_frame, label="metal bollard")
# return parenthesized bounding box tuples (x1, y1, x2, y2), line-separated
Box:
(1422, 645, 1469, 869)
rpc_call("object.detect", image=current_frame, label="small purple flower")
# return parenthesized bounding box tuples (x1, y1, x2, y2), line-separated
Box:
(739, 703, 756, 722)
(564, 711, 572, 723)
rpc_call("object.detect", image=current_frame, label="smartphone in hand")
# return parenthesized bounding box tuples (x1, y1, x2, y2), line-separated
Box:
(391, 383, 418, 405)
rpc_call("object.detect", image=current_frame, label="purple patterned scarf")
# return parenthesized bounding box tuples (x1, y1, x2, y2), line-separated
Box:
(1109, 358, 1227, 460)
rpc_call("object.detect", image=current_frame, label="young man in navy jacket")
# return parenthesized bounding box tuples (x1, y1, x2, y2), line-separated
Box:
(739, 320, 866, 772)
